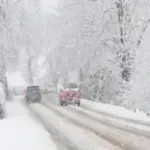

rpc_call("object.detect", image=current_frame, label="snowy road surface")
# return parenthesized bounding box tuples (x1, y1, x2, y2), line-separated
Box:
(46, 93, 150, 126)
(1, 96, 150, 150)
(44, 94, 150, 134)
(68, 105, 150, 138)
(30, 103, 121, 150)
(41, 99, 150, 150)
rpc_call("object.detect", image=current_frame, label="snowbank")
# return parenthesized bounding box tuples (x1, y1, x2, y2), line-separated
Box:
(81, 99, 150, 125)
(5, 100, 29, 118)
(15, 95, 24, 100)
(0, 115, 57, 150)
(0, 98, 57, 150)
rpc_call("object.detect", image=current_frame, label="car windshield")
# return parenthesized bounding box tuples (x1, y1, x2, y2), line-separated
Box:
(27, 86, 40, 93)
(67, 83, 78, 89)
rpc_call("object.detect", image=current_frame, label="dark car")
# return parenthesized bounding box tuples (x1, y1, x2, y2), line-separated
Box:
(25, 85, 41, 103)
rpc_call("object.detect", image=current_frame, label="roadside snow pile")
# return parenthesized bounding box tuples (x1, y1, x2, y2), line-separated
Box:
(0, 115, 57, 150)
(15, 95, 24, 100)
(81, 99, 150, 125)
(5, 100, 29, 118)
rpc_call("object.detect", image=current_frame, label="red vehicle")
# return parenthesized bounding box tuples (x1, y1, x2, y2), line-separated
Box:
(59, 83, 80, 106)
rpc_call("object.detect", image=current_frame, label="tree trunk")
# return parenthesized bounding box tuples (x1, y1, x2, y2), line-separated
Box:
(3, 76, 9, 100)
(28, 57, 34, 84)
(0, 56, 10, 100)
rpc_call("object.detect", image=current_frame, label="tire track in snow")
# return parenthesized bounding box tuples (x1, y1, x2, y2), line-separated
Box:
(42, 99, 150, 150)
(29, 103, 120, 150)
(27, 103, 78, 150)
(22, 100, 67, 150)
(81, 102, 150, 127)
(43, 93, 150, 132)
(43, 93, 150, 127)
(67, 105, 150, 138)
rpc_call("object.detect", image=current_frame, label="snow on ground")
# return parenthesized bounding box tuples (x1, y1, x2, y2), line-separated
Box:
(42, 99, 150, 150)
(70, 105, 150, 133)
(4, 100, 29, 118)
(81, 99, 150, 124)
(31, 103, 122, 150)
(0, 99, 57, 150)
(0, 115, 57, 150)
(45, 93, 150, 124)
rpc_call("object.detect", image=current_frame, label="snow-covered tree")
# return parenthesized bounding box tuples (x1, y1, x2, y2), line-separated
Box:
(0, 0, 23, 100)
(42, 0, 150, 111)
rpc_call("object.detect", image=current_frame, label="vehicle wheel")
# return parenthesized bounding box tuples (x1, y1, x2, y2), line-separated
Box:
(39, 96, 41, 102)
(60, 100, 63, 106)
(26, 100, 29, 104)
(25, 97, 29, 103)
(77, 102, 80, 106)
(0, 115, 4, 119)
(37, 97, 41, 103)
(0, 110, 5, 119)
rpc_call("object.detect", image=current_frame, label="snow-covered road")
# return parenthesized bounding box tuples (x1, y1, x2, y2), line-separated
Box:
(1, 95, 150, 150)
(41, 99, 150, 150)
(67, 105, 150, 138)
(46, 93, 150, 126)
(30, 103, 121, 150)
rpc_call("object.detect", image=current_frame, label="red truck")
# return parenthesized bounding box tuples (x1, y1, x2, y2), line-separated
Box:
(59, 83, 80, 106)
